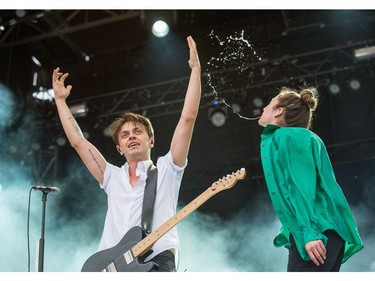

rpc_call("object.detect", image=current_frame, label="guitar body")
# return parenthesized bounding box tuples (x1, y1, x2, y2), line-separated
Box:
(81, 226, 157, 272)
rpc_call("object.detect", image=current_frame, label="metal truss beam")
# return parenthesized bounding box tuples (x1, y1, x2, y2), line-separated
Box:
(67, 39, 375, 120)
(27, 147, 58, 185)
(0, 10, 141, 49)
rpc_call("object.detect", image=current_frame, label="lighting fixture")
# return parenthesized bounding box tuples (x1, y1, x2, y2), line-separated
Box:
(69, 102, 88, 118)
(354, 46, 375, 61)
(151, 20, 169, 38)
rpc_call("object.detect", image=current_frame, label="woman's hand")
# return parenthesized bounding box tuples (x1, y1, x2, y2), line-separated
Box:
(305, 239, 327, 266)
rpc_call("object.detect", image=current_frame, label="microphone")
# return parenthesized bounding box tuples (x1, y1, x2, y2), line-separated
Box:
(32, 186, 60, 194)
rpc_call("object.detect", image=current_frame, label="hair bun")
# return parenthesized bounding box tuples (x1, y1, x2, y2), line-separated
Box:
(300, 88, 318, 111)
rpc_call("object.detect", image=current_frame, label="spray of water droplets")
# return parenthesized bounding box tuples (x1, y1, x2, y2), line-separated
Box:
(206, 30, 261, 121)
(207, 30, 261, 72)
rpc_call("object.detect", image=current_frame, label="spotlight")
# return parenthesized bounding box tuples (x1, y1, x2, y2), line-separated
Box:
(56, 136, 67, 146)
(210, 109, 227, 127)
(151, 20, 169, 38)
(354, 46, 375, 61)
(253, 97, 264, 108)
(31, 143, 41, 151)
(328, 82, 340, 95)
(32, 87, 54, 102)
(253, 108, 262, 116)
(69, 102, 88, 118)
(231, 103, 241, 113)
(208, 100, 228, 127)
(31, 56, 42, 67)
(349, 78, 361, 91)
(32, 72, 38, 86)
(103, 127, 111, 137)
(15, 10, 26, 18)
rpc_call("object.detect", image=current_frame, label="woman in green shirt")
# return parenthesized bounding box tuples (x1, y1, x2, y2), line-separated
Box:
(258, 87, 363, 271)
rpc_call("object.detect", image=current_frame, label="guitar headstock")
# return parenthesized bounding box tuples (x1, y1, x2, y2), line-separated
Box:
(209, 168, 246, 193)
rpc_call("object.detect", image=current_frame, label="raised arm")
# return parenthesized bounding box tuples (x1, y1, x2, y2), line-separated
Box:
(52, 67, 106, 184)
(170, 36, 201, 167)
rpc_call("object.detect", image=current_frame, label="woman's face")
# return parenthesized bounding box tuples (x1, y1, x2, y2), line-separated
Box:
(258, 96, 281, 127)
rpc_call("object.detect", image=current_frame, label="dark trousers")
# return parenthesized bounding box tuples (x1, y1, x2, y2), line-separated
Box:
(287, 230, 345, 272)
(149, 250, 176, 272)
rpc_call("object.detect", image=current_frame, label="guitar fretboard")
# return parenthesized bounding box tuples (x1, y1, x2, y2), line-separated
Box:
(131, 184, 218, 257)
(129, 168, 245, 258)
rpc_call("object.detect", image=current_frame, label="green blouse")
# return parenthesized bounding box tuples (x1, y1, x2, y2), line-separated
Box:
(260, 124, 363, 263)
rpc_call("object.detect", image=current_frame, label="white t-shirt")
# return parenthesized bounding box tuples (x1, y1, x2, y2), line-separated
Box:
(98, 151, 186, 261)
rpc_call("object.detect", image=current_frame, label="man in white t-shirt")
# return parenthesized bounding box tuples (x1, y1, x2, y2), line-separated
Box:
(52, 36, 201, 272)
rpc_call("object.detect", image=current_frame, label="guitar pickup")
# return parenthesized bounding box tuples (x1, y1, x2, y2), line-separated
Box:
(124, 250, 134, 264)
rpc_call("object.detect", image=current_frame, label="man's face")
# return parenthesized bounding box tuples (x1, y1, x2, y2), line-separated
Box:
(116, 122, 153, 161)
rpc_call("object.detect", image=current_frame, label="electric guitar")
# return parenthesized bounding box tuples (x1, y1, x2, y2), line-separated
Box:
(81, 168, 246, 272)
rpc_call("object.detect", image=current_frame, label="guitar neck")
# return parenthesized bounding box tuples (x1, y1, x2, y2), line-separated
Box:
(131, 186, 217, 257)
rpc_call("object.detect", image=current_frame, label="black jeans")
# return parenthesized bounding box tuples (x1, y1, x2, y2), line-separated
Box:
(149, 250, 176, 272)
(287, 230, 345, 272)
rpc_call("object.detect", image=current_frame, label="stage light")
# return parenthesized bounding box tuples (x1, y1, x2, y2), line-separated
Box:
(349, 78, 361, 90)
(31, 143, 41, 151)
(83, 131, 90, 139)
(31, 56, 42, 67)
(210, 110, 227, 127)
(32, 87, 54, 101)
(103, 127, 111, 137)
(253, 108, 262, 116)
(208, 100, 228, 127)
(354, 46, 375, 61)
(231, 103, 241, 113)
(15, 10, 26, 18)
(328, 82, 340, 95)
(69, 102, 88, 118)
(32, 72, 38, 86)
(56, 136, 67, 146)
(253, 97, 264, 108)
(151, 20, 169, 38)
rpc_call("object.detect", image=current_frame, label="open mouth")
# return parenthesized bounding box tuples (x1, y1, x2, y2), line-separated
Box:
(128, 142, 139, 148)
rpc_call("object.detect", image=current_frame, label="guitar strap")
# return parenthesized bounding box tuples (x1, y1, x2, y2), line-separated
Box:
(141, 164, 158, 235)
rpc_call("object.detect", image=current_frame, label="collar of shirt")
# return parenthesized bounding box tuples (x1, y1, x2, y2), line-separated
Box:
(261, 124, 280, 140)
(124, 160, 154, 177)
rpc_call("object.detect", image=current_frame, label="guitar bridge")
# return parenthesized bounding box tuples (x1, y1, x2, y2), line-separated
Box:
(106, 263, 117, 272)
(105, 250, 134, 272)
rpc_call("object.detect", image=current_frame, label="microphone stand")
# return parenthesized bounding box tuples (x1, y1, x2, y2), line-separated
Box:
(37, 191, 48, 272)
